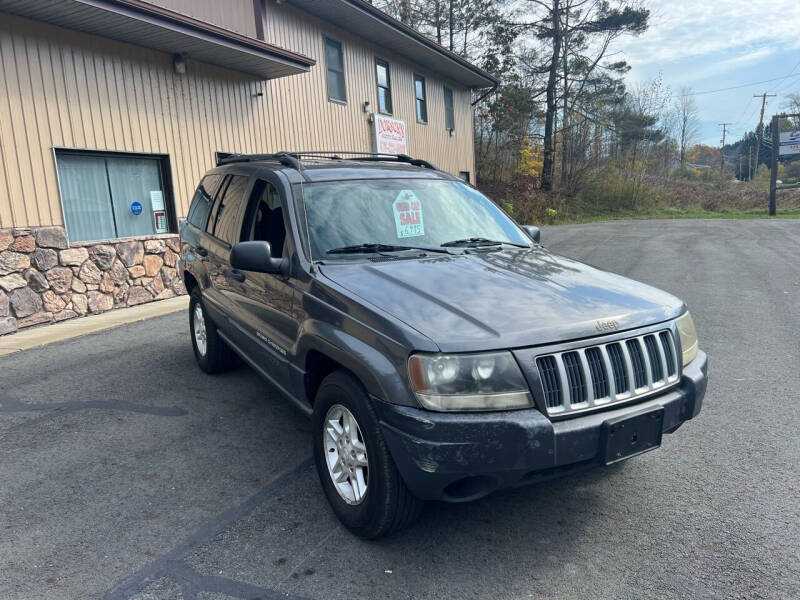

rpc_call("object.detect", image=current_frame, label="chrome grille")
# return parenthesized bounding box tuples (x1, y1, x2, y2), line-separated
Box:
(536, 330, 680, 416)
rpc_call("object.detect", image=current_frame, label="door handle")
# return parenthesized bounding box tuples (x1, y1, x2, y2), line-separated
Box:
(227, 268, 246, 282)
(195, 245, 208, 257)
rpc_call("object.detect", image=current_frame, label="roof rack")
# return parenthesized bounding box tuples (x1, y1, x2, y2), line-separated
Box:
(217, 152, 303, 171)
(216, 150, 438, 172)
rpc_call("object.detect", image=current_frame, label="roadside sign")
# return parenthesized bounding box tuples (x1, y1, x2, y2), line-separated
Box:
(779, 131, 800, 156)
(373, 114, 408, 155)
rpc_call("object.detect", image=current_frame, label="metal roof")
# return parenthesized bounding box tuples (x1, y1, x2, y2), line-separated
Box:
(286, 0, 498, 89)
(0, 0, 315, 79)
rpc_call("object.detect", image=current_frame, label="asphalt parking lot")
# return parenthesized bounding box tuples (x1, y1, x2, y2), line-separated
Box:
(2, 219, 799, 600)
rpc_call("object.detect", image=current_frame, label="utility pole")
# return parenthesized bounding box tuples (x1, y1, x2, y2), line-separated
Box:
(753, 93, 776, 174)
(769, 114, 780, 216)
(748, 145, 753, 180)
(719, 123, 731, 173)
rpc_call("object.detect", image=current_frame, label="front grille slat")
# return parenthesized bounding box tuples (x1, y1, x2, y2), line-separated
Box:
(536, 355, 562, 409)
(660, 331, 677, 377)
(644, 335, 663, 382)
(585, 347, 609, 400)
(562, 351, 587, 405)
(626, 339, 647, 388)
(606, 343, 629, 395)
(536, 328, 681, 417)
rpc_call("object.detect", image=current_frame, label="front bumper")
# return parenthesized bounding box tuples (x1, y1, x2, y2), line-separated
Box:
(375, 350, 707, 502)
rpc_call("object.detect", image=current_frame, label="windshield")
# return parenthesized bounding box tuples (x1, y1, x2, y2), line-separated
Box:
(300, 178, 529, 259)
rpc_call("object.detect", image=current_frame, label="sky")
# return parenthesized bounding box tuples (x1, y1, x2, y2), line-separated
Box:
(613, 0, 800, 146)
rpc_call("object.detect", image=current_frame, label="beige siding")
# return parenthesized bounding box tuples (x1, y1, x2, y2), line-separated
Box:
(264, 2, 475, 176)
(147, 0, 258, 38)
(0, 9, 475, 230)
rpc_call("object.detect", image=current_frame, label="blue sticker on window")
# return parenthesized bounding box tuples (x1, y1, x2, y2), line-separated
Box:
(131, 201, 143, 216)
(392, 190, 424, 238)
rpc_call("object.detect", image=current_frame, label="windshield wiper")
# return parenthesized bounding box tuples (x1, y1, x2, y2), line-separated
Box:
(326, 243, 450, 255)
(440, 237, 530, 248)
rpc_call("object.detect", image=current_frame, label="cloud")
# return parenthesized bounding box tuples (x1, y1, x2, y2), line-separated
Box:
(616, 0, 800, 67)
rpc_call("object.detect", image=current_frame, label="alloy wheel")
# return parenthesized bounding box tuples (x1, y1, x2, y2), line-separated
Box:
(323, 404, 369, 505)
(193, 303, 207, 357)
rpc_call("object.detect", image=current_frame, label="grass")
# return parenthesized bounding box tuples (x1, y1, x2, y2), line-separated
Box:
(550, 206, 800, 225)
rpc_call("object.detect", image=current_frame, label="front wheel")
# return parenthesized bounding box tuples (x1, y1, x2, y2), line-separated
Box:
(312, 371, 423, 539)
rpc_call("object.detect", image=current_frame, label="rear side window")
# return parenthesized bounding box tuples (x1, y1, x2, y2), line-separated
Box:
(243, 180, 286, 257)
(186, 175, 223, 229)
(210, 175, 249, 245)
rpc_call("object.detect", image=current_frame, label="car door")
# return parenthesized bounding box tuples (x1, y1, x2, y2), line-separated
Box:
(225, 176, 296, 391)
(200, 173, 251, 335)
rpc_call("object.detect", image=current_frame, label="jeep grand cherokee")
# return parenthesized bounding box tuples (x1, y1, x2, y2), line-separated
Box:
(178, 151, 707, 539)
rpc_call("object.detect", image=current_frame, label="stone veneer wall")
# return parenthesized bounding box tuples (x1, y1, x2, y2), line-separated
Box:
(0, 226, 186, 337)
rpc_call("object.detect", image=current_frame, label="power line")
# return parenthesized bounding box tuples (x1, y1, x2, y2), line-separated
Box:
(686, 75, 799, 97)
(773, 58, 800, 94)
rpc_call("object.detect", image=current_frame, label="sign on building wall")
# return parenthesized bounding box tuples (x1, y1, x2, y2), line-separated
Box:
(373, 114, 408, 155)
(779, 131, 800, 156)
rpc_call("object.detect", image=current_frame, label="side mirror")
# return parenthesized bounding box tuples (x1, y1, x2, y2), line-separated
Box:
(230, 241, 289, 276)
(523, 225, 541, 244)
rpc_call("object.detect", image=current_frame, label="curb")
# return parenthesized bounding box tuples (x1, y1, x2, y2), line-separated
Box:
(0, 296, 189, 357)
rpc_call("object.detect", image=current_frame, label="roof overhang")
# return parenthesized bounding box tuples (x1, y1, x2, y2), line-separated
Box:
(0, 0, 315, 79)
(287, 0, 498, 89)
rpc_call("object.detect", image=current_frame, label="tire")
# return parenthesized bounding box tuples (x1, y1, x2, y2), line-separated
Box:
(189, 287, 238, 374)
(312, 370, 423, 539)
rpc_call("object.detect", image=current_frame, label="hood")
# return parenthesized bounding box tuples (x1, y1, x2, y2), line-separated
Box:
(319, 248, 684, 352)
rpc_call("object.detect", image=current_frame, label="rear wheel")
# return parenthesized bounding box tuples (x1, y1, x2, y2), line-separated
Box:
(313, 370, 423, 539)
(189, 287, 237, 374)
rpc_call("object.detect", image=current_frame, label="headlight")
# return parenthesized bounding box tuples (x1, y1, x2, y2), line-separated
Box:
(676, 310, 699, 366)
(408, 352, 533, 411)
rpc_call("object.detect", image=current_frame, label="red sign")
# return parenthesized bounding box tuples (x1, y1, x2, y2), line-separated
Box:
(374, 114, 408, 155)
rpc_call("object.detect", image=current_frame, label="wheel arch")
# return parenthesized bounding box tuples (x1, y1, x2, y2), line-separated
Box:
(297, 325, 416, 409)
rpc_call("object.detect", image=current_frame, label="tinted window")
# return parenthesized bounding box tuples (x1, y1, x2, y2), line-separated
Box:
(211, 175, 249, 245)
(414, 74, 427, 123)
(444, 87, 455, 131)
(187, 174, 223, 229)
(375, 58, 392, 114)
(324, 37, 346, 102)
(244, 180, 286, 258)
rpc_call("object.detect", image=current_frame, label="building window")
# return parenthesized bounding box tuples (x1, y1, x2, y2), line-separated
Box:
(55, 150, 173, 243)
(459, 171, 471, 183)
(375, 58, 392, 114)
(444, 86, 455, 131)
(413, 74, 427, 123)
(324, 37, 346, 103)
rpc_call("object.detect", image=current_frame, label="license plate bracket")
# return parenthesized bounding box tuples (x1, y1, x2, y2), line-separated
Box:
(600, 406, 664, 465)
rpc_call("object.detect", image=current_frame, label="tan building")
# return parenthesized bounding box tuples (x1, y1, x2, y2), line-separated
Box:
(0, 0, 495, 336)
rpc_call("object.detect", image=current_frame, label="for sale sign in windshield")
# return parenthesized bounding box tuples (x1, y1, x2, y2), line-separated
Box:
(779, 131, 800, 156)
(392, 190, 424, 238)
(374, 114, 408, 155)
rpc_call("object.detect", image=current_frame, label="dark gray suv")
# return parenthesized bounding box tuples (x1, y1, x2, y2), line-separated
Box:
(178, 152, 707, 538)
